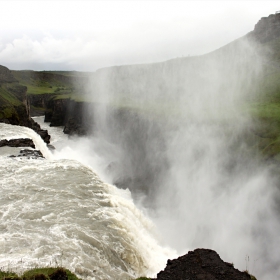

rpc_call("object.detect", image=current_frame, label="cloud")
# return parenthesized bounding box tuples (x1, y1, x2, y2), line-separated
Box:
(0, 0, 279, 71)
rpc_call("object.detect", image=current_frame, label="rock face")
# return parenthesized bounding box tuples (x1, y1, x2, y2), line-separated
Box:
(17, 149, 44, 159)
(45, 97, 94, 135)
(0, 106, 50, 144)
(0, 65, 17, 83)
(28, 94, 53, 117)
(45, 98, 69, 126)
(157, 249, 251, 280)
(63, 101, 93, 135)
(252, 12, 280, 43)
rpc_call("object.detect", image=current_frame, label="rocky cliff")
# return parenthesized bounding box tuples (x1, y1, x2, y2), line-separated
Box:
(251, 12, 280, 43)
(0, 65, 50, 143)
(0, 65, 17, 83)
(43, 97, 94, 135)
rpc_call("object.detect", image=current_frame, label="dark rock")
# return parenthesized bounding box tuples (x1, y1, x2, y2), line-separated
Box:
(28, 93, 53, 117)
(45, 98, 93, 136)
(0, 65, 17, 83)
(19, 149, 44, 159)
(36, 127, 51, 144)
(251, 12, 280, 43)
(34, 274, 48, 280)
(48, 98, 69, 126)
(20, 117, 51, 144)
(156, 249, 251, 280)
(0, 138, 35, 148)
(63, 116, 89, 135)
(47, 144, 55, 150)
(49, 268, 68, 280)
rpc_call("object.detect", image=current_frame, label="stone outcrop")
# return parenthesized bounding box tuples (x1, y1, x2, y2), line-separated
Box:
(28, 94, 53, 116)
(0, 138, 35, 148)
(8, 149, 44, 159)
(156, 249, 252, 280)
(0, 65, 17, 83)
(251, 12, 280, 43)
(0, 105, 50, 144)
(63, 100, 93, 135)
(18, 149, 44, 159)
(44, 97, 93, 135)
(45, 98, 69, 126)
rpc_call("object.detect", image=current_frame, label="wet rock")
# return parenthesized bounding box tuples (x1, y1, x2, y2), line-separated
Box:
(19, 149, 44, 159)
(156, 249, 251, 280)
(0, 138, 35, 148)
(48, 144, 56, 150)
(22, 118, 51, 144)
(47, 99, 93, 136)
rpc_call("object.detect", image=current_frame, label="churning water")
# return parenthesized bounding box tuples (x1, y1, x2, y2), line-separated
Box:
(0, 122, 174, 280)
(2, 36, 280, 280)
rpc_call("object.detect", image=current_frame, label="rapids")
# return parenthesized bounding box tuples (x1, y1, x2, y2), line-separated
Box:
(0, 122, 174, 280)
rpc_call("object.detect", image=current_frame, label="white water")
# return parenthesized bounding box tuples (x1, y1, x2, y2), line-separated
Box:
(0, 123, 52, 159)
(2, 36, 280, 280)
(0, 122, 175, 280)
(76, 36, 280, 280)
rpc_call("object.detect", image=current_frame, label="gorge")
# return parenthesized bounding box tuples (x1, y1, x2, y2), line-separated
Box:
(1, 12, 280, 280)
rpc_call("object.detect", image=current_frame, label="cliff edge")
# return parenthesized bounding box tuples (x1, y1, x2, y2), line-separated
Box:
(0, 65, 50, 143)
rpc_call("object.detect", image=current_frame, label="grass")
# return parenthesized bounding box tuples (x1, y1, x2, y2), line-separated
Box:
(0, 268, 151, 280)
(11, 70, 78, 96)
(0, 267, 81, 280)
(248, 102, 280, 119)
(0, 270, 18, 280)
(25, 84, 59, 95)
(0, 86, 22, 106)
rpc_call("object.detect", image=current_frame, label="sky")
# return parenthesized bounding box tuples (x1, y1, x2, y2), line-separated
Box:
(0, 0, 279, 71)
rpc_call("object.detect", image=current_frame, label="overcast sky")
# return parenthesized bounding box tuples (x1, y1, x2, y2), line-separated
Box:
(0, 0, 279, 71)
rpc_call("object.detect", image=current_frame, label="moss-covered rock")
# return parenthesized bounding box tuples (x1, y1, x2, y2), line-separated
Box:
(0, 268, 81, 280)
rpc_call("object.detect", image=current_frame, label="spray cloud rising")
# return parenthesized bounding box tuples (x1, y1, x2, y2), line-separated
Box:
(67, 34, 280, 280)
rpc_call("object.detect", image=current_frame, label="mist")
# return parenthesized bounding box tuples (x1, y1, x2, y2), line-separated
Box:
(65, 34, 280, 279)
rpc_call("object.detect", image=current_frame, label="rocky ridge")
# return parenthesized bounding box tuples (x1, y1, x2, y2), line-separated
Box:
(252, 11, 280, 43)
(156, 249, 253, 280)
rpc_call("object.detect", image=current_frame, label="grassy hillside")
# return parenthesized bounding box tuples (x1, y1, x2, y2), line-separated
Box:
(0, 65, 29, 123)
(244, 36, 280, 161)
(0, 267, 81, 280)
(0, 84, 22, 107)
(12, 70, 89, 98)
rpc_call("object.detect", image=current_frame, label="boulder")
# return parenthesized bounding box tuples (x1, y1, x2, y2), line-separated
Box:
(157, 249, 252, 280)
(18, 149, 44, 159)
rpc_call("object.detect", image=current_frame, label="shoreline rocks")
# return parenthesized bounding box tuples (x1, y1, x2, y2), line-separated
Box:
(0, 138, 45, 159)
(0, 138, 35, 149)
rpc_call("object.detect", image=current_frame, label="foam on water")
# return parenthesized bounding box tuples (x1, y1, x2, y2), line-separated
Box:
(0, 123, 52, 159)
(0, 123, 175, 279)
